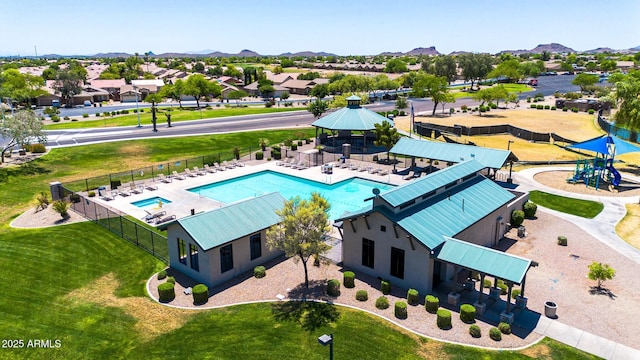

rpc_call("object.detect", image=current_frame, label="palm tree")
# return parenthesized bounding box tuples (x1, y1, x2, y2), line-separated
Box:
(373, 120, 400, 161)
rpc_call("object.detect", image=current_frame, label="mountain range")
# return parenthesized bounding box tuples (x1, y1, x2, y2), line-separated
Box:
(12, 43, 640, 59)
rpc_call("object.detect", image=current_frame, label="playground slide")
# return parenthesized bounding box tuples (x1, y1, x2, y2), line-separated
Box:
(607, 166, 621, 187)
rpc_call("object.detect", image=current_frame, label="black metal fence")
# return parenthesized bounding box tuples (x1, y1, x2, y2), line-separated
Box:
(414, 122, 554, 143)
(598, 113, 639, 143)
(61, 186, 169, 263)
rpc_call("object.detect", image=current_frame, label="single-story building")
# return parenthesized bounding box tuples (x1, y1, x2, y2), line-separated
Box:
(335, 159, 532, 316)
(88, 79, 126, 101)
(165, 192, 286, 288)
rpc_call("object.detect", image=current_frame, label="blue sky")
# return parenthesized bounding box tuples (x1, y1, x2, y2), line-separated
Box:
(2, 0, 638, 56)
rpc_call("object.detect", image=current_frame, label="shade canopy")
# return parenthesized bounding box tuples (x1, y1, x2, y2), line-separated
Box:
(312, 96, 392, 131)
(567, 135, 640, 156)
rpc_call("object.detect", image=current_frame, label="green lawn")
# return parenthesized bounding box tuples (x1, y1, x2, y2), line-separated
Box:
(529, 190, 604, 218)
(0, 128, 600, 359)
(45, 106, 303, 129)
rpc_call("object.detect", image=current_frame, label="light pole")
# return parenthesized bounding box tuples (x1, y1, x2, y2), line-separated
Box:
(507, 140, 514, 183)
(133, 85, 141, 127)
(507, 140, 514, 150)
(318, 334, 333, 360)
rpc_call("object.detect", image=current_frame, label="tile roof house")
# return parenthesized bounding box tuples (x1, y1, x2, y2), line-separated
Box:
(165, 192, 286, 288)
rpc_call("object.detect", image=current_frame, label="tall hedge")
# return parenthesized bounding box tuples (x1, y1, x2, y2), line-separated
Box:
(523, 201, 537, 218)
(395, 301, 408, 319)
(158, 282, 175, 303)
(343, 271, 355, 288)
(407, 288, 419, 306)
(511, 210, 525, 227)
(436, 309, 452, 329)
(460, 304, 476, 323)
(327, 279, 340, 296)
(381, 280, 391, 295)
(425, 295, 439, 313)
(192, 284, 209, 305)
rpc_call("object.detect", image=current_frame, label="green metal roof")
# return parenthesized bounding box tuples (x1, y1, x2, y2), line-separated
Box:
(390, 137, 514, 169)
(312, 106, 393, 131)
(380, 160, 484, 207)
(177, 192, 285, 251)
(346, 95, 361, 101)
(436, 237, 532, 284)
(337, 175, 516, 250)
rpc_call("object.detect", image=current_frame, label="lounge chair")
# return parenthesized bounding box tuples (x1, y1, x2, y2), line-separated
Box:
(368, 167, 380, 174)
(158, 174, 171, 183)
(203, 164, 216, 173)
(130, 183, 143, 194)
(155, 214, 176, 225)
(413, 169, 423, 179)
(222, 161, 235, 169)
(358, 164, 368, 172)
(213, 162, 225, 171)
(143, 210, 166, 223)
(295, 161, 307, 170)
(172, 171, 186, 180)
(145, 182, 158, 191)
(184, 168, 198, 177)
(232, 160, 245, 167)
(378, 168, 389, 176)
(282, 158, 293, 167)
(349, 163, 359, 171)
(276, 158, 288, 166)
(403, 170, 416, 180)
(100, 194, 114, 201)
(192, 167, 206, 176)
(339, 161, 349, 169)
(117, 187, 130, 197)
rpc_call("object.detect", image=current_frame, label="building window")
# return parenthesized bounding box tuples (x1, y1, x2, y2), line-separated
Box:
(380, 225, 386, 232)
(220, 244, 233, 273)
(250, 233, 262, 260)
(362, 238, 375, 268)
(189, 244, 199, 271)
(390, 247, 405, 279)
(178, 239, 187, 265)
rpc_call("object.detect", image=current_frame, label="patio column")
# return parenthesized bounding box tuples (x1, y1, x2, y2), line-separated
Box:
(474, 273, 487, 316)
(520, 276, 526, 297)
(505, 282, 513, 313)
(478, 273, 485, 304)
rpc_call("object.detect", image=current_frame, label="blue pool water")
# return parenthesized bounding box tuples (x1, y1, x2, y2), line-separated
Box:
(188, 170, 394, 219)
(131, 197, 172, 209)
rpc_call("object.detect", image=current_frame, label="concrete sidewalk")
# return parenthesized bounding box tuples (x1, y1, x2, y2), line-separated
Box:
(534, 317, 640, 359)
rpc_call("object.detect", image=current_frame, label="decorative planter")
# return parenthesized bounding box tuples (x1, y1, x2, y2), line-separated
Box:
(544, 301, 557, 318)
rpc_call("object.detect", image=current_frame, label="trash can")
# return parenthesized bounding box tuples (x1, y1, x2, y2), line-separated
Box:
(342, 143, 351, 159)
(544, 301, 557, 318)
(517, 226, 526, 237)
(98, 186, 106, 197)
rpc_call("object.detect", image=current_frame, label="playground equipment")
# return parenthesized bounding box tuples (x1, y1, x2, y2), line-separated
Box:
(567, 135, 640, 190)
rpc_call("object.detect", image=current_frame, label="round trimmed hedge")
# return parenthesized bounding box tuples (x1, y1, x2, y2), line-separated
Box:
(343, 271, 355, 288)
(523, 201, 537, 218)
(394, 301, 408, 319)
(469, 324, 481, 338)
(490, 327, 502, 341)
(158, 282, 175, 303)
(460, 304, 476, 324)
(511, 210, 525, 227)
(381, 280, 391, 295)
(375, 296, 389, 309)
(425, 295, 439, 313)
(355, 290, 368, 301)
(192, 284, 209, 305)
(166, 276, 175, 284)
(436, 309, 452, 329)
(157, 270, 167, 280)
(407, 288, 419, 306)
(254, 265, 266, 278)
(498, 322, 512, 334)
(327, 279, 340, 297)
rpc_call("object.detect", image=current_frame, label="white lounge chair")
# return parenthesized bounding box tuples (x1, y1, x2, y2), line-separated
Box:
(222, 161, 235, 169)
(130, 183, 143, 194)
(143, 210, 166, 223)
(203, 164, 216, 173)
(378, 168, 389, 176)
(192, 167, 206, 176)
(232, 161, 245, 167)
(144, 182, 158, 190)
(158, 174, 171, 183)
(172, 171, 186, 180)
(214, 162, 225, 171)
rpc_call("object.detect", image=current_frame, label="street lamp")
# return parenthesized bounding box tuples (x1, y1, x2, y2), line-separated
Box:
(317, 334, 333, 360)
(507, 141, 515, 183)
(133, 85, 141, 127)
(507, 140, 514, 150)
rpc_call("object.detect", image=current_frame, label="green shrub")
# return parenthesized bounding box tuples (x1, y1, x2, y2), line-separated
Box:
(407, 288, 419, 306)
(327, 279, 340, 296)
(157, 270, 167, 280)
(551, 106, 557, 110)
(483, 279, 492, 288)
(394, 301, 407, 319)
(95, 112, 100, 117)
(271, 150, 281, 160)
(523, 201, 537, 218)
(255, 151, 264, 160)
(356, 290, 368, 301)
(490, 327, 502, 341)
(158, 282, 175, 303)
(375, 296, 389, 309)
(82, 113, 89, 118)
(192, 284, 209, 305)
(490, 103, 497, 109)
(497, 280, 508, 295)
(51, 115, 60, 122)
(297, 140, 303, 146)
(544, 105, 550, 109)
(290, 144, 298, 151)
(571, 107, 579, 113)
(28, 143, 46, 153)
(166, 276, 176, 284)
(381, 280, 391, 295)
(254, 265, 266, 278)
(88, 191, 96, 197)
(479, 105, 487, 112)
(64, 116, 70, 120)
(536, 104, 544, 110)
(469, 324, 481, 338)
(511, 289, 521, 299)
(436, 309, 452, 329)
(460, 304, 476, 323)
(562, 107, 569, 112)
(425, 295, 439, 313)
(511, 210, 525, 227)
(343, 271, 355, 288)
(530, 104, 536, 109)
(498, 322, 512, 334)
(557, 235, 567, 246)
(588, 109, 595, 114)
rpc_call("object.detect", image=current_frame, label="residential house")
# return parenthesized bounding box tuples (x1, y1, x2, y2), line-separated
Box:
(120, 84, 158, 102)
(88, 79, 126, 101)
(165, 193, 286, 288)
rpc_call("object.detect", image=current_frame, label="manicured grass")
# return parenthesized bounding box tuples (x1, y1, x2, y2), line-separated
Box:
(45, 106, 303, 129)
(501, 83, 532, 93)
(529, 190, 604, 218)
(0, 127, 600, 359)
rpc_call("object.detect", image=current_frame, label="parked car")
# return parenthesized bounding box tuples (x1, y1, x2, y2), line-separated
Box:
(83, 100, 92, 106)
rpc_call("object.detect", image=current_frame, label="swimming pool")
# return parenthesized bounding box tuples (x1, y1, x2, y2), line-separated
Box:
(188, 170, 394, 219)
(131, 197, 172, 209)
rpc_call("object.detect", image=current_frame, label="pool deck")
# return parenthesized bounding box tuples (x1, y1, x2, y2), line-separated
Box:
(96, 160, 405, 225)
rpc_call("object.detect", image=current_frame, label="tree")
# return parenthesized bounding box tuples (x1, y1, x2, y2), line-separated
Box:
(572, 73, 599, 92)
(0, 69, 46, 106)
(280, 91, 290, 101)
(52, 68, 84, 107)
(307, 99, 328, 118)
(266, 193, 331, 288)
(457, 53, 493, 90)
(223, 64, 243, 79)
(411, 73, 450, 115)
(600, 59, 617, 72)
(310, 83, 329, 99)
(373, 120, 400, 161)
(272, 65, 283, 74)
(587, 262, 615, 289)
(226, 89, 248, 106)
(488, 59, 522, 82)
(384, 59, 408, 73)
(396, 96, 407, 111)
(433, 55, 458, 83)
(193, 62, 205, 73)
(185, 74, 222, 108)
(1, 110, 47, 163)
(612, 71, 640, 130)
